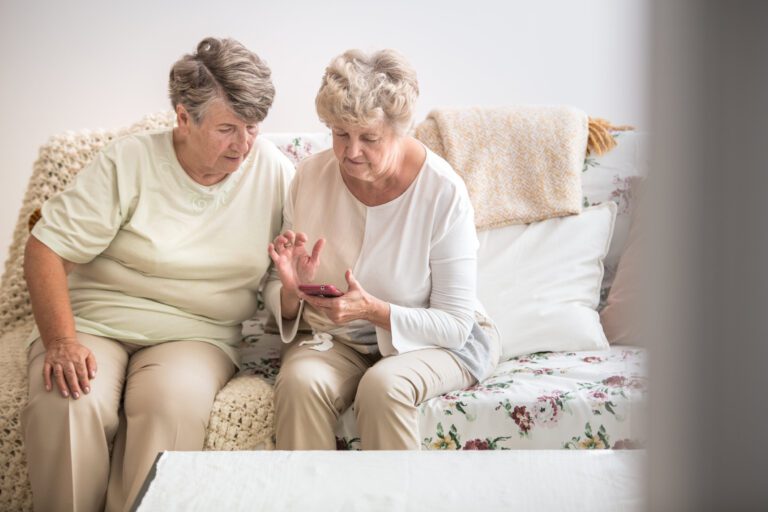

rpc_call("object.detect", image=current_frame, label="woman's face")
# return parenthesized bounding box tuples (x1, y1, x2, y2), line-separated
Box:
(331, 121, 402, 183)
(177, 98, 259, 179)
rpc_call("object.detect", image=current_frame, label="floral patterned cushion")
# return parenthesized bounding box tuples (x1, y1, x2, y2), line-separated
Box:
(261, 133, 332, 167)
(581, 131, 648, 301)
(238, 317, 647, 450)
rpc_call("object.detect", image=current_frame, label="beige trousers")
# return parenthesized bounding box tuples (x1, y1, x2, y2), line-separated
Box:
(21, 332, 234, 512)
(274, 337, 476, 450)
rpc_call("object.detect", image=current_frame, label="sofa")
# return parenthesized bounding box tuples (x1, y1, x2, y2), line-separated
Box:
(0, 112, 647, 510)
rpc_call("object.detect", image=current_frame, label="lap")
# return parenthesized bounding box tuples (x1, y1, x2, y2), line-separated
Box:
(28, 334, 234, 410)
(360, 348, 476, 405)
(276, 336, 376, 411)
(278, 335, 375, 383)
(277, 337, 475, 407)
(27, 332, 129, 410)
(123, 340, 235, 406)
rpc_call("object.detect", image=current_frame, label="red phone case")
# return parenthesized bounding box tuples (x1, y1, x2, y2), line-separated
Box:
(298, 284, 344, 297)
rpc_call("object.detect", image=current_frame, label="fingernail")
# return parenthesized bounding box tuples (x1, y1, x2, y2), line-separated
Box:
(84, 387, 90, 394)
(62, 390, 69, 397)
(45, 385, 51, 391)
(90, 371, 96, 378)
(73, 392, 79, 399)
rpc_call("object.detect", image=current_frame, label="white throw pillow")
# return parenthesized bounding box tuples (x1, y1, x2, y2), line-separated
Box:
(477, 202, 617, 360)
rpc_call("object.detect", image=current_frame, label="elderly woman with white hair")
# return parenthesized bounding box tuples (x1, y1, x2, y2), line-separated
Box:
(22, 37, 294, 511)
(266, 49, 500, 450)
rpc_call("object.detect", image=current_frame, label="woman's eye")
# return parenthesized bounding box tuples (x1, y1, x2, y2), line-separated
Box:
(219, 128, 234, 134)
(363, 137, 379, 143)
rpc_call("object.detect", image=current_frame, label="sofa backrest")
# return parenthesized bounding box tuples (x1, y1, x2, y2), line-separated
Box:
(0, 118, 645, 338)
(265, 130, 649, 304)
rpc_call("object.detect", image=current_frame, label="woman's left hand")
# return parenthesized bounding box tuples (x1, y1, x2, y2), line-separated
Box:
(299, 270, 391, 329)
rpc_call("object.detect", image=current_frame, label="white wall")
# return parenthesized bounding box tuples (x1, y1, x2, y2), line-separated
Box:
(0, 0, 648, 268)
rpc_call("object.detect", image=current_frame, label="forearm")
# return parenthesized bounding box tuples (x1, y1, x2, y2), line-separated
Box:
(23, 236, 78, 349)
(279, 286, 302, 320)
(389, 304, 474, 350)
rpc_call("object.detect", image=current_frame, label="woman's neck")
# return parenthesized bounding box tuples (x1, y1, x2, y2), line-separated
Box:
(344, 138, 426, 207)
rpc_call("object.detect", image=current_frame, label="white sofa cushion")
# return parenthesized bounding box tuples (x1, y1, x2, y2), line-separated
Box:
(477, 202, 617, 360)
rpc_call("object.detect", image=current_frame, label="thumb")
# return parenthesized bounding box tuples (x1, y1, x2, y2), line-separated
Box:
(345, 269, 360, 290)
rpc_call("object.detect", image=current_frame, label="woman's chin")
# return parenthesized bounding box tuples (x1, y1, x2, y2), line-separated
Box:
(219, 158, 242, 172)
(341, 165, 375, 182)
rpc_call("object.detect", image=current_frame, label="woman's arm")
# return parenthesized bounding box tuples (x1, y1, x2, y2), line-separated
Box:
(264, 173, 326, 341)
(301, 204, 477, 352)
(24, 235, 96, 399)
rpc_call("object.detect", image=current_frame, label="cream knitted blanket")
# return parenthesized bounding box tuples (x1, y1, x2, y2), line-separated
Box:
(413, 106, 589, 230)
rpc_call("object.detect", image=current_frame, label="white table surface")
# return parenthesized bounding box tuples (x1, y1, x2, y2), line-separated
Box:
(134, 450, 645, 512)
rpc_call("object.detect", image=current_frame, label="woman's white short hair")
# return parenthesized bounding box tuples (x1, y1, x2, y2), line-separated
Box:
(315, 49, 419, 135)
(169, 37, 275, 124)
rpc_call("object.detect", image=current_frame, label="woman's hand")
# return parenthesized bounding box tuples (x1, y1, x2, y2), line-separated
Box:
(299, 270, 391, 329)
(43, 338, 97, 399)
(268, 230, 325, 295)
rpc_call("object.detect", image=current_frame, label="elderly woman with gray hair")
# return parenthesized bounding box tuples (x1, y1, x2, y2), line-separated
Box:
(21, 37, 293, 511)
(266, 49, 500, 450)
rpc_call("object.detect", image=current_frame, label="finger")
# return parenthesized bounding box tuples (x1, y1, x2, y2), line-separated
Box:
(283, 230, 296, 245)
(298, 292, 322, 307)
(310, 238, 326, 263)
(74, 360, 91, 394)
(53, 364, 69, 398)
(295, 232, 308, 245)
(268, 243, 280, 261)
(86, 352, 98, 380)
(345, 269, 359, 289)
(63, 363, 83, 399)
(274, 236, 288, 250)
(43, 362, 52, 392)
(301, 294, 335, 310)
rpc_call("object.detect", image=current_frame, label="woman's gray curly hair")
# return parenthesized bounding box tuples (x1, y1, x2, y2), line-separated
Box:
(169, 37, 275, 124)
(316, 49, 419, 135)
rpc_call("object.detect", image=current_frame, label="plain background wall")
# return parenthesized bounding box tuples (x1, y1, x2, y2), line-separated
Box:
(0, 0, 648, 269)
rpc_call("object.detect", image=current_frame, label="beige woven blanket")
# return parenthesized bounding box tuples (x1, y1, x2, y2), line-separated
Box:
(413, 106, 588, 230)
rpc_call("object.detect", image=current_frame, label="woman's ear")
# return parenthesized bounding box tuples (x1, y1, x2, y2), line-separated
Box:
(175, 104, 191, 134)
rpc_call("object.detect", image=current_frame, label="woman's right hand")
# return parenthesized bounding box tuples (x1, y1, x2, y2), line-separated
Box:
(268, 230, 325, 296)
(43, 338, 97, 399)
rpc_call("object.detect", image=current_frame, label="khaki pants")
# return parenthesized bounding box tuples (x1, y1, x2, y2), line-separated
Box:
(22, 332, 234, 512)
(274, 338, 476, 450)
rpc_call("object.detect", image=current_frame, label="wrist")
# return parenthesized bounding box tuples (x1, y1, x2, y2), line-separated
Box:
(280, 285, 302, 321)
(46, 335, 79, 348)
(282, 285, 300, 303)
(367, 296, 389, 324)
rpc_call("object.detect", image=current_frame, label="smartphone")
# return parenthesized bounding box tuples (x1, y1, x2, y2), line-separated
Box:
(298, 284, 344, 297)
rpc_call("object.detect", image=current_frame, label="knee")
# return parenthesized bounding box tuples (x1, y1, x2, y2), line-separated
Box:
(23, 388, 120, 438)
(274, 360, 339, 412)
(125, 376, 215, 425)
(355, 365, 415, 411)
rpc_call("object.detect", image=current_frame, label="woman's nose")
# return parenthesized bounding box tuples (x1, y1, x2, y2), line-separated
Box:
(231, 129, 250, 152)
(346, 138, 362, 158)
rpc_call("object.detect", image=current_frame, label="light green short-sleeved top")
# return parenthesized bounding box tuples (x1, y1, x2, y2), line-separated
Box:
(30, 129, 294, 366)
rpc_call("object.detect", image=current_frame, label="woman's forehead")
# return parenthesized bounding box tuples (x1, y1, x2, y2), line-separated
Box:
(202, 98, 255, 126)
(333, 120, 391, 136)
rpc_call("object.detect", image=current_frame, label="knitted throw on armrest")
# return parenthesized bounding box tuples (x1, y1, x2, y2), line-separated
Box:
(0, 112, 175, 338)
